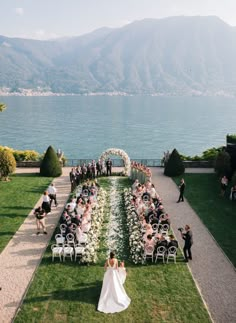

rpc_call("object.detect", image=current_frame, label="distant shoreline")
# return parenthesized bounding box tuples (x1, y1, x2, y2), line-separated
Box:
(0, 90, 235, 98)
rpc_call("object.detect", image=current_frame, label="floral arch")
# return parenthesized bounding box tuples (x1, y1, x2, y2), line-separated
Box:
(99, 148, 131, 176)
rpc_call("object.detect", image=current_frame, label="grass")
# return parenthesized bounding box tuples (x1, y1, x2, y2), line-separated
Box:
(15, 177, 210, 323)
(0, 173, 52, 252)
(173, 173, 236, 267)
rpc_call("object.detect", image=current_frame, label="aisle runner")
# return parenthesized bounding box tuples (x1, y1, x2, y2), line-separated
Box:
(106, 177, 125, 258)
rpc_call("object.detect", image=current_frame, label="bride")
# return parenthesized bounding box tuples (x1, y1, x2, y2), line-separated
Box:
(97, 252, 131, 313)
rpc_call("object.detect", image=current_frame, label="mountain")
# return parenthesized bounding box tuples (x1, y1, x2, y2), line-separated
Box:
(1, 16, 236, 95)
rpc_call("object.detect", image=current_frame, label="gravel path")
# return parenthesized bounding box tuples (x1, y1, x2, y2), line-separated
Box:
(0, 168, 71, 323)
(151, 167, 236, 323)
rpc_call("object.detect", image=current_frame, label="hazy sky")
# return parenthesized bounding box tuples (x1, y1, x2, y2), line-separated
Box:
(1, 0, 236, 39)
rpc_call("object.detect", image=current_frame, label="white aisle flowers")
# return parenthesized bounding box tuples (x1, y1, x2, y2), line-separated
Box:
(124, 188, 144, 264)
(99, 148, 131, 176)
(80, 188, 107, 264)
(106, 177, 125, 258)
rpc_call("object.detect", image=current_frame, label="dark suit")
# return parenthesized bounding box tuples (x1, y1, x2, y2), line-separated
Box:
(182, 230, 193, 260)
(178, 182, 185, 202)
(106, 160, 112, 176)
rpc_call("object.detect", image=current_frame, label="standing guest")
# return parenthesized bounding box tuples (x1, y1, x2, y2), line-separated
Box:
(69, 168, 76, 192)
(96, 159, 102, 177)
(106, 158, 112, 176)
(75, 166, 82, 186)
(34, 206, 47, 235)
(42, 191, 51, 214)
(87, 163, 92, 180)
(177, 178, 186, 203)
(181, 225, 193, 262)
(220, 176, 228, 196)
(91, 160, 96, 179)
(48, 183, 58, 207)
(81, 163, 87, 181)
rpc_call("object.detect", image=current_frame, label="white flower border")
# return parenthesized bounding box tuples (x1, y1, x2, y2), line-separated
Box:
(99, 148, 131, 176)
(80, 188, 107, 264)
(124, 188, 144, 264)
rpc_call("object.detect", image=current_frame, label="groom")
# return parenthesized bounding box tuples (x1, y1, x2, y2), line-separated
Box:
(106, 158, 112, 176)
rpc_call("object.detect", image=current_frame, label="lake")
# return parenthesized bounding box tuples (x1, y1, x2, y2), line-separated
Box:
(0, 95, 235, 159)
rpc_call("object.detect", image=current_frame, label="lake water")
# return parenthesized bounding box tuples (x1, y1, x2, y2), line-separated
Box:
(0, 95, 235, 159)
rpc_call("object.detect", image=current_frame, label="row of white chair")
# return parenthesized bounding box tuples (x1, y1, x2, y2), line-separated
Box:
(143, 246, 177, 264)
(51, 244, 85, 262)
(55, 233, 88, 247)
(142, 223, 169, 236)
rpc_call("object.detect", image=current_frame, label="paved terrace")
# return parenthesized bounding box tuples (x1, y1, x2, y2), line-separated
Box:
(151, 167, 236, 323)
(0, 168, 71, 323)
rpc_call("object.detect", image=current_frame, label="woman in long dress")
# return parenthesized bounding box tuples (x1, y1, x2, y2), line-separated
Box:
(97, 252, 131, 313)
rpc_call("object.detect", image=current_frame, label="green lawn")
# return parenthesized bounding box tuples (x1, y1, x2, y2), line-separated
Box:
(173, 173, 236, 267)
(15, 177, 210, 323)
(0, 173, 52, 252)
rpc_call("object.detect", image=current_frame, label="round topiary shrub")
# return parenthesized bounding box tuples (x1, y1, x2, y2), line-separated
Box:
(214, 151, 231, 177)
(40, 146, 62, 177)
(0, 149, 16, 180)
(164, 148, 185, 177)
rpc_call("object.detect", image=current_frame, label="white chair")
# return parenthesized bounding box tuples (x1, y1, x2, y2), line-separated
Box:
(155, 246, 166, 263)
(77, 233, 88, 245)
(74, 244, 85, 261)
(60, 223, 67, 236)
(66, 233, 75, 247)
(152, 223, 158, 235)
(143, 245, 154, 263)
(160, 224, 169, 236)
(51, 244, 63, 262)
(82, 189, 89, 197)
(63, 244, 74, 261)
(167, 246, 177, 264)
(55, 233, 65, 246)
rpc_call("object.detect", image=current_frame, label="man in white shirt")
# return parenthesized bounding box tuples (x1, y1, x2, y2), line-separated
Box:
(48, 183, 58, 207)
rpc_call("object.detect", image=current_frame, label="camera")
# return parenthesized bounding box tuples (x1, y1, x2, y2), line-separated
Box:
(178, 227, 183, 232)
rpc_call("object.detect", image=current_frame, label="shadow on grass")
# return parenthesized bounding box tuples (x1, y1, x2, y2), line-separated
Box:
(23, 281, 102, 305)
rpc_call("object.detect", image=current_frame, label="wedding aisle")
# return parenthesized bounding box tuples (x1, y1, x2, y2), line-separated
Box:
(15, 176, 210, 323)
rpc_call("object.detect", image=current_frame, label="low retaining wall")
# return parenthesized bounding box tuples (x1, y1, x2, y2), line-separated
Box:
(16, 161, 41, 167)
(183, 160, 214, 168)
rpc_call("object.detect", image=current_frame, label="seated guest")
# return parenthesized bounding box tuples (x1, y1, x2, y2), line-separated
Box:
(75, 225, 83, 242)
(150, 184, 159, 202)
(143, 224, 153, 242)
(160, 213, 170, 226)
(73, 214, 82, 226)
(156, 205, 165, 220)
(168, 234, 178, 249)
(156, 235, 168, 249)
(144, 234, 156, 249)
(66, 198, 76, 212)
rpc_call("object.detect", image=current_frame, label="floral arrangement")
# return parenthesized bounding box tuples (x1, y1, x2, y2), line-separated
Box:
(99, 148, 131, 176)
(80, 188, 107, 264)
(130, 161, 152, 183)
(124, 188, 144, 264)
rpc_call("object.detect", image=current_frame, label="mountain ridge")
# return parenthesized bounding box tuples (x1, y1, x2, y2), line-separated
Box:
(0, 16, 236, 96)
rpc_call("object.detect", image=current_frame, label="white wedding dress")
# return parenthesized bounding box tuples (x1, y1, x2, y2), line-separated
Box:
(97, 259, 131, 313)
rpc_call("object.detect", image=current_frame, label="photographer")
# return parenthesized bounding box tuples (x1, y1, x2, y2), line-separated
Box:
(34, 206, 47, 235)
(179, 225, 193, 262)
